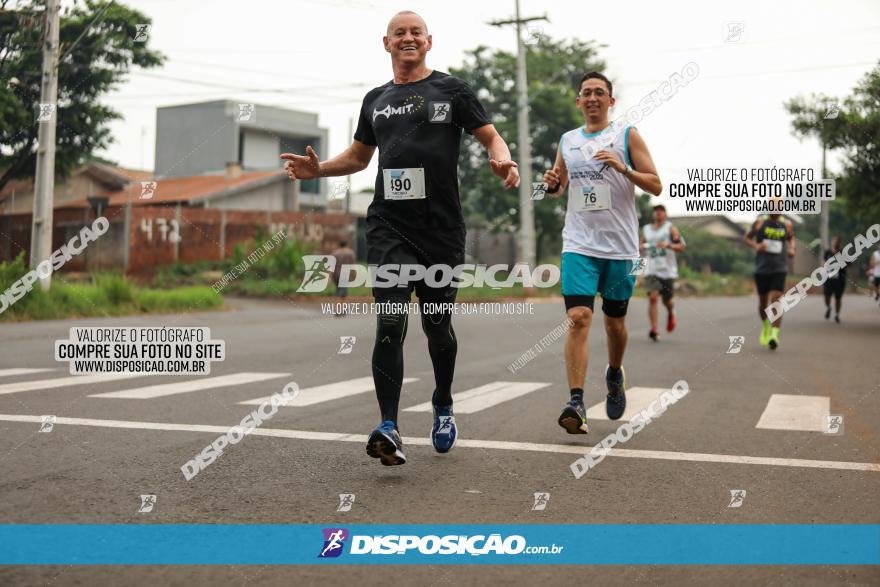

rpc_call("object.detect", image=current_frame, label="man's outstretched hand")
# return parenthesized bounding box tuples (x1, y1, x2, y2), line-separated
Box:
(280, 146, 321, 180)
(490, 158, 520, 189)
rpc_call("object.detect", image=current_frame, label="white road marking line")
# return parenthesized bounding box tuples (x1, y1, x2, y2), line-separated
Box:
(586, 387, 675, 421)
(756, 394, 830, 432)
(0, 368, 54, 378)
(238, 376, 418, 407)
(89, 373, 290, 399)
(0, 373, 146, 396)
(1, 414, 877, 473)
(404, 381, 551, 414)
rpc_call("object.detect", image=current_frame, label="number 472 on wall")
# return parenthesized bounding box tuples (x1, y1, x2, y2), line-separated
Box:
(140, 218, 181, 243)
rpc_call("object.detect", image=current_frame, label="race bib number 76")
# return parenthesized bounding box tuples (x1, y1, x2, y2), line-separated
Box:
(572, 184, 611, 211)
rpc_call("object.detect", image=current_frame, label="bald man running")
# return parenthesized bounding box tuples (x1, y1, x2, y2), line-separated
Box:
(282, 11, 519, 466)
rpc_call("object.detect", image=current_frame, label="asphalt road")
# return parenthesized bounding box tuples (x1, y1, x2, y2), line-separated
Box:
(0, 292, 878, 585)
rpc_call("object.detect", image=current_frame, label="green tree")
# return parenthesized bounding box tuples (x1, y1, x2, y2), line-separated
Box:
(635, 191, 655, 225)
(449, 36, 605, 261)
(785, 62, 880, 223)
(677, 227, 753, 275)
(0, 0, 164, 192)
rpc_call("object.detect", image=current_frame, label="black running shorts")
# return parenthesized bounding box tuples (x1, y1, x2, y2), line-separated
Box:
(366, 215, 465, 303)
(754, 272, 786, 295)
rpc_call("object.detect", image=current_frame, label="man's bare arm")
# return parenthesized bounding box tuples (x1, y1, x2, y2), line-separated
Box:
(744, 219, 765, 251)
(280, 141, 376, 180)
(472, 124, 520, 189)
(626, 129, 662, 196)
(668, 225, 685, 252)
(542, 144, 569, 198)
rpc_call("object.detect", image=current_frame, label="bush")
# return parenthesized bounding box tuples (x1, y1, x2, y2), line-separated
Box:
(248, 231, 312, 280)
(678, 227, 753, 275)
(96, 274, 134, 305)
(0, 251, 28, 292)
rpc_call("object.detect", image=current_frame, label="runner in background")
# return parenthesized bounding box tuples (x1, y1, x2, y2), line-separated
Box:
(331, 240, 356, 317)
(870, 245, 880, 302)
(639, 204, 685, 341)
(744, 213, 795, 350)
(822, 236, 845, 323)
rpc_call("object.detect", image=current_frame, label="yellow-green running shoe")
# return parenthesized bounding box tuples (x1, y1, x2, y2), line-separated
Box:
(768, 326, 780, 350)
(759, 320, 771, 347)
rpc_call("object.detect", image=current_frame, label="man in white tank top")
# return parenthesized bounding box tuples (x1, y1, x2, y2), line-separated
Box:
(541, 72, 663, 435)
(639, 204, 685, 341)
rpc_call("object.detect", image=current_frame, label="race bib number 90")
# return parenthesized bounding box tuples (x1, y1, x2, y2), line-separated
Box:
(573, 184, 611, 211)
(383, 168, 426, 200)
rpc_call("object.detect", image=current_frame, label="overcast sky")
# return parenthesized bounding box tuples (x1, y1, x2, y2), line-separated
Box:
(94, 0, 880, 221)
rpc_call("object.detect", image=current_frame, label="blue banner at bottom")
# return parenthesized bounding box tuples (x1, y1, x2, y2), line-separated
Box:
(0, 524, 877, 565)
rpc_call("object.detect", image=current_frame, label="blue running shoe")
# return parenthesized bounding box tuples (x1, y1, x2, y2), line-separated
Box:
(366, 420, 406, 466)
(431, 404, 457, 453)
(605, 365, 627, 420)
(558, 399, 589, 434)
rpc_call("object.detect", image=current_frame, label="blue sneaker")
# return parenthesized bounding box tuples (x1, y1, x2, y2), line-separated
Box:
(605, 365, 627, 420)
(431, 405, 457, 453)
(558, 398, 589, 434)
(366, 420, 406, 466)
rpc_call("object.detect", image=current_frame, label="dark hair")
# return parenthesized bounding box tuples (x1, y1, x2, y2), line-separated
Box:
(579, 72, 612, 96)
(653, 204, 666, 212)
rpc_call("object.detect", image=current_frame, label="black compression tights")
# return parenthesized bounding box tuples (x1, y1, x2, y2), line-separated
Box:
(372, 302, 457, 424)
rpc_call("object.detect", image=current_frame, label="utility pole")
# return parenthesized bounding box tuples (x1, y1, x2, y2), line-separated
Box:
(346, 116, 355, 255)
(819, 138, 829, 259)
(346, 117, 353, 219)
(488, 3, 548, 268)
(30, 0, 61, 291)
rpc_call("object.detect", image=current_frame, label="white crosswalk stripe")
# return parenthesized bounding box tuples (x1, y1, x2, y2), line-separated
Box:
(404, 381, 551, 414)
(0, 368, 55, 378)
(89, 372, 290, 399)
(4, 413, 874, 472)
(585, 386, 676, 421)
(238, 376, 419, 407)
(0, 373, 147, 396)
(756, 394, 830, 432)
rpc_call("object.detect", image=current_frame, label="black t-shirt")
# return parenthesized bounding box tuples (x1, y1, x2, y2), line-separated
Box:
(354, 70, 491, 230)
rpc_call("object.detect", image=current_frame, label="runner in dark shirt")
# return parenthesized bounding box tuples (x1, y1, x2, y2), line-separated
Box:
(823, 236, 846, 323)
(745, 213, 796, 350)
(281, 11, 519, 466)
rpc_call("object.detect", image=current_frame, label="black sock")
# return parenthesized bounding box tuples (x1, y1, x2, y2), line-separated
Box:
(570, 388, 584, 402)
(607, 365, 621, 377)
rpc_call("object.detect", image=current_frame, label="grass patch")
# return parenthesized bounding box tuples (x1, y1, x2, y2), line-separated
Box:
(674, 266, 752, 297)
(0, 253, 222, 322)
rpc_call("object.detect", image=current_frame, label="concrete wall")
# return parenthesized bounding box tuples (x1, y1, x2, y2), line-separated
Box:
(241, 130, 281, 170)
(155, 100, 329, 182)
(465, 227, 517, 266)
(155, 101, 236, 178)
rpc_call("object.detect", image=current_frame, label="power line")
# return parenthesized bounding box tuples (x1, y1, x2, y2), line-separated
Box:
(128, 70, 366, 100)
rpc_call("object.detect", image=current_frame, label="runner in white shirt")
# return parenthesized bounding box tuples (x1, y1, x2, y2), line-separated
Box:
(542, 71, 662, 434)
(639, 204, 685, 341)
